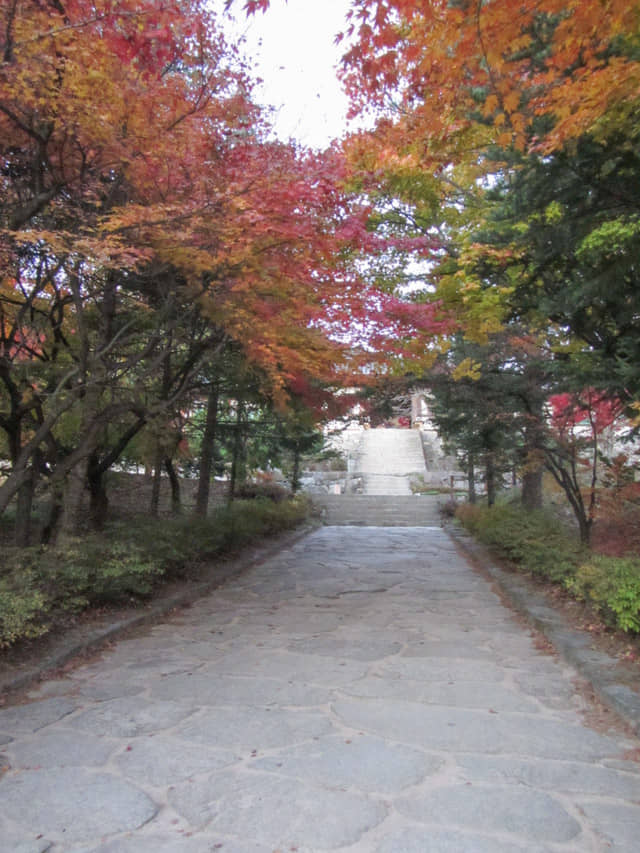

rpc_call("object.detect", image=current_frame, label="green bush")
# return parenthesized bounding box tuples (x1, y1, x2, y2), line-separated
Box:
(0, 571, 50, 649)
(0, 496, 310, 649)
(306, 449, 347, 472)
(455, 501, 640, 634)
(215, 495, 310, 546)
(115, 517, 222, 576)
(566, 556, 640, 632)
(234, 481, 291, 503)
(46, 539, 161, 604)
(455, 502, 584, 582)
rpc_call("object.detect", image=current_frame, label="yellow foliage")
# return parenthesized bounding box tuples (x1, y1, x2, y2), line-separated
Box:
(452, 357, 483, 381)
(545, 201, 564, 224)
(503, 91, 520, 114)
(483, 94, 499, 116)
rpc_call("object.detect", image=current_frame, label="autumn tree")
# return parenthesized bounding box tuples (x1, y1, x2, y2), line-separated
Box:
(0, 1, 283, 537)
(338, 0, 640, 398)
(1, 0, 562, 545)
(2, 0, 449, 544)
(231, 0, 640, 545)
(341, 0, 640, 160)
(0, 0, 262, 539)
(545, 390, 627, 544)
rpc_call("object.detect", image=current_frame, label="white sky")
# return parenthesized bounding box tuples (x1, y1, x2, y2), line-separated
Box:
(217, 0, 355, 148)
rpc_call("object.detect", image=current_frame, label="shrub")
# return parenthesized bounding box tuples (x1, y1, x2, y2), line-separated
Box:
(439, 497, 460, 518)
(455, 502, 584, 582)
(306, 449, 348, 472)
(0, 571, 50, 649)
(220, 494, 310, 544)
(455, 500, 640, 635)
(116, 517, 221, 575)
(0, 495, 310, 648)
(235, 481, 291, 503)
(114, 495, 310, 574)
(567, 556, 640, 632)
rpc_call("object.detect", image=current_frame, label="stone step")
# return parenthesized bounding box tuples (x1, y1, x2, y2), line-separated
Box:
(355, 428, 428, 497)
(356, 429, 426, 475)
(312, 495, 442, 527)
(361, 475, 413, 496)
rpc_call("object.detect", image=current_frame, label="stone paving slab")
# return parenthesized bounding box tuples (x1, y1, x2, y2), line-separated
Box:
(168, 773, 388, 847)
(0, 525, 639, 852)
(250, 734, 442, 792)
(450, 525, 640, 734)
(0, 768, 158, 844)
(394, 784, 582, 843)
(0, 526, 316, 698)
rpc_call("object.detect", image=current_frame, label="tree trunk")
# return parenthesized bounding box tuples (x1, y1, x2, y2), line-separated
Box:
(0, 393, 78, 519)
(88, 453, 109, 530)
(229, 401, 245, 502)
(14, 466, 36, 546)
(195, 381, 219, 516)
(57, 405, 116, 538)
(521, 462, 543, 511)
(229, 427, 239, 501)
(467, 453, 476, 504)
(291, 443, 301, 493)
(165, 456, 181, 515)
(41, 483, 63, 544)
(485, 452, 496, 507)
(521, 417, 544, 511)
(60, 461, 88, 536)
(59, 262, 92, 538)
(150, 326, 174, 518)
(578, 513, 593, 545)
(150, 448, 163, 517)
(40, 412, 105, 539)
(544, 450, 592, 545)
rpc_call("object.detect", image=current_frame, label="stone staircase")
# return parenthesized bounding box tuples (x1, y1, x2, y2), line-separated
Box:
(356, 428, 427, 496)
(312, 494, 442, 527)
(311, 427, 443, 526)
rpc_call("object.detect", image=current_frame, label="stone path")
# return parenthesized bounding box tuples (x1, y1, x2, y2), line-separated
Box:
(2, 526, 640, 851)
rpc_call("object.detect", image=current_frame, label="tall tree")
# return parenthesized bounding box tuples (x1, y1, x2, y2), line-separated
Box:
(341, 0, 640, 160)
(0, 1, 267, 537)
(428, 332, 547, 507)
(338, 0, 640, 402)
